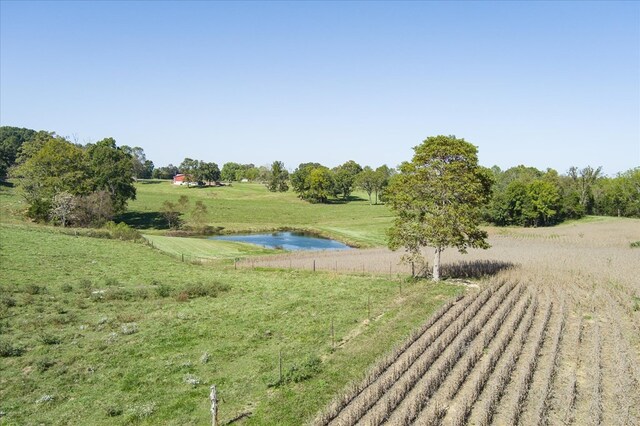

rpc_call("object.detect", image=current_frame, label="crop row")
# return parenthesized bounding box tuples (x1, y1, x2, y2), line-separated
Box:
(390, 282, 531, 425)
(439, 289, 538, 426)
(355, 282, 521, 425)
(363, 284, 528, 425)
(318, 281, 516, 426)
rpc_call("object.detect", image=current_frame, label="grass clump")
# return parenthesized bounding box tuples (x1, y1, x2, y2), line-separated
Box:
(630, 241, 640, 248)
(0, 340, 25, 357)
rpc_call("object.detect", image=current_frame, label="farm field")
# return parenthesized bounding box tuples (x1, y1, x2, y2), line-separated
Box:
(1, 182, 639, 425)
(306, 217, 640, 425)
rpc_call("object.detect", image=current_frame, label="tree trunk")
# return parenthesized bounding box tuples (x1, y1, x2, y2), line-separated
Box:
(433, 247, 442, 281)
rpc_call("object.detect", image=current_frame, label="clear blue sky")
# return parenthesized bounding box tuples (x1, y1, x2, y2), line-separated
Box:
(1, 1, 638, 175)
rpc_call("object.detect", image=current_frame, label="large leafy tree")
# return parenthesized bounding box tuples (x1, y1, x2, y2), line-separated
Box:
(267, 161, 289, 192)
(0, 126, 37, 179)
(85, 138, 136, 213)
(387, 135, 493, 281)
(196, 161, 221, 184)
(333, 160, 362, 199)
(13, 137, 90, 220)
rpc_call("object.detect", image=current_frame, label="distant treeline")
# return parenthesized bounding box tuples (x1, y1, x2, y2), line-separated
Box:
(1, 126, 638, 227)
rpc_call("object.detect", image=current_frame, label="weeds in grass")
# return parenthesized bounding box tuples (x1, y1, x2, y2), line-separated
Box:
(0, 340, 25, 357)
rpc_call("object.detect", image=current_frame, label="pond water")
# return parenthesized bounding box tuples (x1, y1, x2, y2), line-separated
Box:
(211, 232, 351, 251)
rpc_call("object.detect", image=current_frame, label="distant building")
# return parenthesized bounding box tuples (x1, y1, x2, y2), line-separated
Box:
(173, 174, 186, 185)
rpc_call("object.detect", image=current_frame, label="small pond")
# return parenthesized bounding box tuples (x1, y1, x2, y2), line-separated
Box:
(211, 232, 351, 251)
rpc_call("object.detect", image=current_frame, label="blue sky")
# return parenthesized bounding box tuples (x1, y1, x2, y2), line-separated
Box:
(1, 1, 638, 175)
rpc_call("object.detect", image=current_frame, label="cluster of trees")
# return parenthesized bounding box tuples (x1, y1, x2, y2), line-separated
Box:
(1, 127, 138, 226)
(289, 161, 394, 204)
(485, 165, 640, 226)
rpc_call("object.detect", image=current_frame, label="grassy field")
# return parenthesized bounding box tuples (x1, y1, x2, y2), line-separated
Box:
(124, 181, 393, 247)
(2, 180, 639, 425)
(0, 223, 461, 425)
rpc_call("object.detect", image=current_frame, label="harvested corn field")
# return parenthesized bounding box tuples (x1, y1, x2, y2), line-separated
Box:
(306, 218, 640, 425)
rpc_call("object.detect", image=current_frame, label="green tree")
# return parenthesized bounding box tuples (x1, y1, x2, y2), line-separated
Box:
(387, 135, 493, 281)
(13, 137, 89, 221)
(85, 138, 136, 213)
(525, 179, 561, 226)
(267, 161, 289, 192)
(122, 146, 154, 179)
(179, 158, 199, 186)
(161, 200, 181, 229)
(568, 165, 602, 214)
(196, 161, 221, 184)
(333, 160, 362, 199)
(373, 165, 394, 204)
(290, 163, 322, 200)
(152, 164, 179, 180)
(356, 167, 377, 204)
(307, 167, 335, 203)
(0, 126, 37, 179)
(190, 200, 209, 232)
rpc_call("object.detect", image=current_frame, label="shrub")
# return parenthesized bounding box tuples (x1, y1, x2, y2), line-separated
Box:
(103, 221, 141, 241)
(183, 281, 230, 299)
(631, 241, 640, 248)
(41, 334, 62, 345)
(1, 295, 16, 308)
(105, 406, 123, 417)
(61, 283, 74, 293)
(155, 284, 172, 298)
(0, 340, 25, 357)
(36, 358, 56, 372)
(282, 354, 322, 384)
(24, 284, 45, 295)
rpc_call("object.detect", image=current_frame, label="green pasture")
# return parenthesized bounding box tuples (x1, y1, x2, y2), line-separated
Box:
(125, 181, 393, 247)
(143, 234, 276, 261)
(0, 224, 461, 425)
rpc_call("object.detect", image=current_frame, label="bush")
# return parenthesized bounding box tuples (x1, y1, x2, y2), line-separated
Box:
(183, 281, 230, 298)
(631, 241, 640, 248)
(41, 334, 62, 345)
(1, 295, 16, 308)
(155, 284, 172, 298)
(281, 354, 322, 384)
(104, 221, 141, 241)
(24, 284, 45, 295)
(0, 340, 25, 357)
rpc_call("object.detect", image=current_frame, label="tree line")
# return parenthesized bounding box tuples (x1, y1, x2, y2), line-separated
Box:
(2, 126, 638, 229)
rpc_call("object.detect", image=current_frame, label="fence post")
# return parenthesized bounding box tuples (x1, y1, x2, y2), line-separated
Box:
(182, 253, 184, 263)
(367, 295, 371, 320)
(331, 318, 335, 349)
(313, 259, 316, 272)
(279, 349, 283, 384)
(209, 385, 218, 426)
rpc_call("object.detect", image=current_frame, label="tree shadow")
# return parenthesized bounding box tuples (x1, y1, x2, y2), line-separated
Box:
(116, 211, 169, 230)
(440, 260, 518, 279)
(325, 195, 368, 204)
(0, 181, 15, 188)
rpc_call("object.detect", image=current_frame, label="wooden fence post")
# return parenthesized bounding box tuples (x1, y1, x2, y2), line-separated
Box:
(331, 318, 335, 349)
(210, 385, 218, 426)
(313, 259, 316, 272)
(279, 349, 283, 384)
